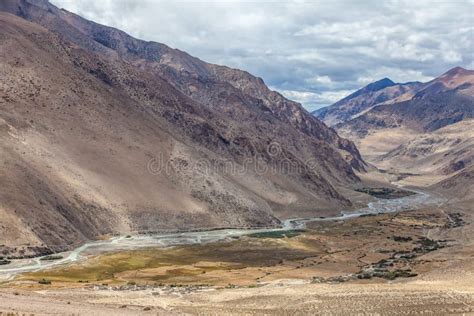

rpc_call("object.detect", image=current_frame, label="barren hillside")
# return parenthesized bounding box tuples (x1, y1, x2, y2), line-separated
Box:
(337, 67, 474, 138)
(314, 78, 421, 126)
(376, 120, 474, 176)
(0, 1, 365, 257)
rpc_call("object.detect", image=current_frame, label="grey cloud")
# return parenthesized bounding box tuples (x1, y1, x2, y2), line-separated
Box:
(51, 0, 474, 111)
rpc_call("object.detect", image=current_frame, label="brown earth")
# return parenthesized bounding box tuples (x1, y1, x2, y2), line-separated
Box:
(314, 78, 422, 126)
(1, 1, 473, 314)
(0, 1, 366, 257)
(1, 201, 473, 315)
(332, 69, 474, 195)
(336, 67, 474, 137)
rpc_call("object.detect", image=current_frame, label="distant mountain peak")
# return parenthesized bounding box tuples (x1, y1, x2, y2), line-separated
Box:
(416, 66, 474, 97)
(341, 77, 396, 101)
(375, 77, 395, 85)
(313, 77, 421, 126)
(364, 77, 395, 91)
(442, 66, 472, 77)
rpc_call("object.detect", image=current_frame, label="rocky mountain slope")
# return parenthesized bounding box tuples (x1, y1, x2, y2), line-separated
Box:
(376, 120, 474, 176)
(431, 165, 474, 204)
(0, 1, 365, 257)
(324, 67, 473, 187)
(313, 78, 422, 126)
(336, 67, 474, 137)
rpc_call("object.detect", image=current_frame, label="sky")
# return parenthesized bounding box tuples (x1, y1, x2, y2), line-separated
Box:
(50, 0, 474, 111)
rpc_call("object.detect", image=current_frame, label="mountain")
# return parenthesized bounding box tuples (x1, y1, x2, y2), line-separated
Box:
(330, 67, 474, 187)
(375, 120, 474, 176)
(337, 67, 474, 137)
(313, 78, 422, 126)
(0, 1, 365, 257)
(431, 165, 474, 204)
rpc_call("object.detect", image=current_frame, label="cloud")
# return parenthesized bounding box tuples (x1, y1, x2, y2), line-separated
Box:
(51, 0, 474, 110)
(357, 67, 434, 85)
(276, 89, 353, 112)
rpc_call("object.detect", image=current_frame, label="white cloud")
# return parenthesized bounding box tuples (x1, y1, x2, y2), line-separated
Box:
(306, 75, 332, 85)
(50, 0, 474, 110)
(442, 50, 463, 63)
(357, 67, 434, 84)
(277, 89, 353, 112)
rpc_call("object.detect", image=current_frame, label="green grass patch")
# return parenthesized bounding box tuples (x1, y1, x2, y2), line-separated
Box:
(247, 229, 306, 239)
(21, 235, 321, 284)
(355, 187, 415, 199)
(40, 255, 64, 261)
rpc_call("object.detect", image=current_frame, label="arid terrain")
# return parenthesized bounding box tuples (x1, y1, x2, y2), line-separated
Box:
(324, 67, 474, 179)
(0, 0, 364, 258)
(1, 0, 473, 314)
(0, 191, 473, 314)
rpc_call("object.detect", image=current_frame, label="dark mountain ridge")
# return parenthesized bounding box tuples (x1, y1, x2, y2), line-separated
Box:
(344, 77, 396, 99)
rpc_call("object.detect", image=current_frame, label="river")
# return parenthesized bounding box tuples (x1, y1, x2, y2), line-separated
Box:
(0, 189, 443, 280)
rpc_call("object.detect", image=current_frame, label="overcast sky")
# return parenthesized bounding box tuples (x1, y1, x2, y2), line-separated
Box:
(51, 0, 474, 111)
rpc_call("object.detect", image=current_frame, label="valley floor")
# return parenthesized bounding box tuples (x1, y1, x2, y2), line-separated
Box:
(0, 277, 473, 315)
(0, 190, 473, 315)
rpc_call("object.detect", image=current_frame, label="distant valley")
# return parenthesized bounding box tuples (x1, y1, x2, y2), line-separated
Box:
(315, 67, 474, 201)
